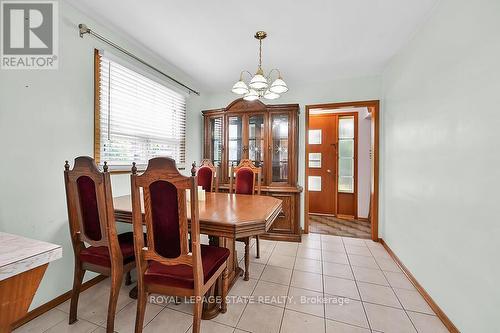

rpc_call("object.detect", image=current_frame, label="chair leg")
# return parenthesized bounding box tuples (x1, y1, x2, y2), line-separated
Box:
(255, 236, 260, 259)
(69, 263, 85, 324)
(243, 237, 250, 281)
(221, 268, 229, 313)
(106, 267, 123, 333)
(125, 271, 132, 286)
(192, 296, 203, 333)
(134, 284, 147, 333)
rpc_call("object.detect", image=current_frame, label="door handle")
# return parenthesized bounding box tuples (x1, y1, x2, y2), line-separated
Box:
(326, 169, 332, 173)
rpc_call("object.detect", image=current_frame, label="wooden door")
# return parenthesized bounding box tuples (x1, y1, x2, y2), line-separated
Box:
(308, 114, 337, 215)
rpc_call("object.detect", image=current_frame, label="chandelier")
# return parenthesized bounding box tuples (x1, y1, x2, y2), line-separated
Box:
(231, 31, 288, 101)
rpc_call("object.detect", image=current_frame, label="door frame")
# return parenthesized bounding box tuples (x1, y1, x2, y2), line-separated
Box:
(304, 100, 380, 241)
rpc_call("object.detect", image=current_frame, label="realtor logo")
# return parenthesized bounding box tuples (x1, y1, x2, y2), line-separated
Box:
(1, 0, 58, 69)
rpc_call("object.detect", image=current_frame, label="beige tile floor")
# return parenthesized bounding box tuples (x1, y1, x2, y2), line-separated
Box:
(15, 234, 449, 333)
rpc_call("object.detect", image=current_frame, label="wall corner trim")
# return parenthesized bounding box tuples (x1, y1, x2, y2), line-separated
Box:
(379, 239, 460, 333)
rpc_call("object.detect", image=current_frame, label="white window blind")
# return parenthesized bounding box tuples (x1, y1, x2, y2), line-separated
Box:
(97, 52, 186, 169)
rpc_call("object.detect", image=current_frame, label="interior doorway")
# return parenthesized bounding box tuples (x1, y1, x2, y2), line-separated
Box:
(304, 100, 379, 241)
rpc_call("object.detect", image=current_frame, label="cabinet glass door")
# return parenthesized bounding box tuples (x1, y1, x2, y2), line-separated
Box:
(227, 115, 243, 174)
(271, 114, 289, 183)
(248, 115, 265, 177)
(209, 116, 223, 167)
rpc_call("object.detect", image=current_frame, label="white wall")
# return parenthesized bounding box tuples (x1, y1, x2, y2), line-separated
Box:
(200, 76, 381, 228)
(381, 0, 500, 331)
(357, 109, 371, 219)
(0, 2, 203, 308)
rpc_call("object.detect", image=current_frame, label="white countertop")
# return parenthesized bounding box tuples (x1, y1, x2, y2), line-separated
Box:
(0, 232, 62, 281)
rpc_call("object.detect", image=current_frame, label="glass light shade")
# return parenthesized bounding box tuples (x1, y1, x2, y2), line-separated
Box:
(270, 78, 288, 94)
(249, 74, 268, 89)
(231, 80, 249, 95)
(263, 89, 280, 100)
(243, 89, 259, 101)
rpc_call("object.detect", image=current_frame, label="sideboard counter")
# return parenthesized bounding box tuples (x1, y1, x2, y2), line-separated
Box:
(0, 232, 62, 281)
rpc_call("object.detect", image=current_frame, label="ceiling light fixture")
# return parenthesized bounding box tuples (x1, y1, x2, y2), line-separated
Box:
(231, 31, 288, 101)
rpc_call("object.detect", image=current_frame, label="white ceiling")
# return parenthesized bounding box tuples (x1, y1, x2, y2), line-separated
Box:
(67, 0, 438, 93)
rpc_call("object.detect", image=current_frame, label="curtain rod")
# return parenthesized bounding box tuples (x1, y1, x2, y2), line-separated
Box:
(78, 23, 200, 96)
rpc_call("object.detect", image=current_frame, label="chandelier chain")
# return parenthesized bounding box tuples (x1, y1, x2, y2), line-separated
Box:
(259, 39, 263, 70)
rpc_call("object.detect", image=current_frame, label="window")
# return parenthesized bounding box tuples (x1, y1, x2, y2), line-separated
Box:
(94, 50, 186, 170)
(308, 153, 322, 168)
(308, 129, 322, 144)
(308, 176, 322, 191)
(338, 116, 354, 192)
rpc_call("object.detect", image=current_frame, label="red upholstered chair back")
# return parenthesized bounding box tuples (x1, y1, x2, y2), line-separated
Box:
(64, 157, 122, 259)
(130, 158, 203, 289)
(148, 180, 182, 258)
(196, 159, 218, 192)
(229, 159, 261, 195)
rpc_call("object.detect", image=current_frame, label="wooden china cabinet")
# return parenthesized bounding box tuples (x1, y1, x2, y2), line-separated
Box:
(202, 98, 302, 242)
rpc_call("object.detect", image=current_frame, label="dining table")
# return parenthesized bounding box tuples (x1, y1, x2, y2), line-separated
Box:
(113, 192, 282, 319)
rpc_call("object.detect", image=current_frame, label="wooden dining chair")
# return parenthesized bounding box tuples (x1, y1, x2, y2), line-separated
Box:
(131, 157, 230, 333)
(229, 159, 261, 281)
(63, 157, 135, 333)
(195, 159, 218, 193)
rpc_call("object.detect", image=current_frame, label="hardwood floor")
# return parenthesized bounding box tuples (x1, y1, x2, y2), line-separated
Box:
(309, 214, 371, 239)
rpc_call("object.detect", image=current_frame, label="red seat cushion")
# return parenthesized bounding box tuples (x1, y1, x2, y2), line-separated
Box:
(79, 232, 136, 267)
(144, 244, 230, 289)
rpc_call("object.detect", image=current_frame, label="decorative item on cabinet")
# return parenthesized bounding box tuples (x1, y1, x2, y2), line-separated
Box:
(202, 98, 302, 242)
